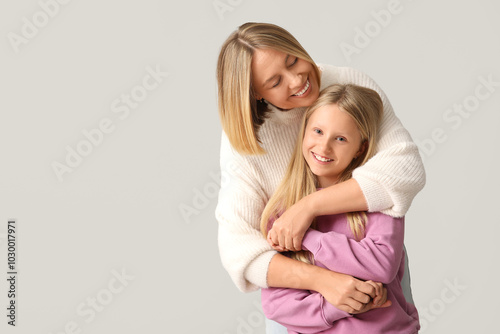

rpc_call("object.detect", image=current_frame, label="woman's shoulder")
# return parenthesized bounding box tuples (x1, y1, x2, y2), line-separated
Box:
(317, 63, 378, 90)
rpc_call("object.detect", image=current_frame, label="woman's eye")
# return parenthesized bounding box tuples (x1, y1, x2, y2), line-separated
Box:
(289, 57, 298, 66)
(272, 78, 281, 87)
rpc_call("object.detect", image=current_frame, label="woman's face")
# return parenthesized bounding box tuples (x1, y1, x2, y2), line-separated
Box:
(251, 48, 320, 110)
(302, 104, 364, 188)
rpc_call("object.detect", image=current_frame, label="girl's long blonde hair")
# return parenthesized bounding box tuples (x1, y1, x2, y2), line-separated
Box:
(217, 22, 321, 155)
(260, 84, 383, 264)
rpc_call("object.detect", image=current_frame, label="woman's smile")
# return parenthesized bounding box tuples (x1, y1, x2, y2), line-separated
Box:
(292, 79, 311, 97)
(251, 48, 319, 109)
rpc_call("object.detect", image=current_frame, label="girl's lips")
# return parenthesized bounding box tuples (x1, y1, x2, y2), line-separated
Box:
(292, 79, 311, 98)
(312, 151, 333, 164)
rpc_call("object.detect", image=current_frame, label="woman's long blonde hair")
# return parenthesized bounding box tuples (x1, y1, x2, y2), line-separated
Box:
(217, 22, 321, 155)
(260, 84, 383, 264)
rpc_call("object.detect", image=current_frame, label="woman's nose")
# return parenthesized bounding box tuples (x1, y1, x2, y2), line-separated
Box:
(287, 71, 303, 91)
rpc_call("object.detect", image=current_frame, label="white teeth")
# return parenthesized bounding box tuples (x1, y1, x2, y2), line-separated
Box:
(293, 80, 310, 96)
(313, 152, 332, 162)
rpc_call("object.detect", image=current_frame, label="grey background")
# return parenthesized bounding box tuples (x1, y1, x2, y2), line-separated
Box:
(1, 0, 499, 333)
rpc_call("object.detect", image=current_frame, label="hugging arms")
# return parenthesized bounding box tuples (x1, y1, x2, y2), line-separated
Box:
(215, 22, 425, 319)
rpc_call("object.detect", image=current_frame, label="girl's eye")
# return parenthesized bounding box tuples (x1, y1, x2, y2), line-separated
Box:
(314, 128, 322, 134)
(336, 137, 347, 142)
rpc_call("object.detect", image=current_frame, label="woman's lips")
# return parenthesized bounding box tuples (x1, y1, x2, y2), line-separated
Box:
(292, 79, 311, 97)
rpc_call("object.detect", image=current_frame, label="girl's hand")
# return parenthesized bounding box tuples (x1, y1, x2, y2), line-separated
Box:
(267, 198, 314, 252)
(316, 271, 391, 314)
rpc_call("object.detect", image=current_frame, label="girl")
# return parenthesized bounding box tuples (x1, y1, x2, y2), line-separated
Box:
(216, 22, 425, 332)
(260, 84, 420, 333)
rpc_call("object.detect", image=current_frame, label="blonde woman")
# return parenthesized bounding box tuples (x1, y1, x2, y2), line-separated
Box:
(260, 84, 419, 333)
(216, 22, 424, 333)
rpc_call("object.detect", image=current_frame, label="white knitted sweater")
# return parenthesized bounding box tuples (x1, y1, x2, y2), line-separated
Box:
(216, 64, 425, 292)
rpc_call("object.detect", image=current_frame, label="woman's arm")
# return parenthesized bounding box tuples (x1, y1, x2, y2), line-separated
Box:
(268, 67, 425, 251)
(341, 66, 426, 216)
(302, 213, 405, 284)
(216, 132, 384, 310)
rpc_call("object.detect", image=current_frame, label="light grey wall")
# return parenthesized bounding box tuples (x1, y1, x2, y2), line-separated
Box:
(1, 0, 499, 333)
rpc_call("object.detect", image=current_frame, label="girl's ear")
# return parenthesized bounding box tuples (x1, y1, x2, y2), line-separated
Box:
(355, 141, 368, 159)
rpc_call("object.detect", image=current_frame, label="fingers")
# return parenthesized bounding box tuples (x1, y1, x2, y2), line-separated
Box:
(355, 280, 376, 299)
(292, 235, 302, 252)
(343, 297, 365, 314)
(374, 286, 389, 308)
(278, 230, 287, 251)
(365, 280, 382, 305)
(377, 299, 392, 308)
(267, 232, 286, 252)
(351, 290, 371, 305)
(268, 222, 302, 252)
(346, 301, 373, 314)
(364, 281, 391, 308)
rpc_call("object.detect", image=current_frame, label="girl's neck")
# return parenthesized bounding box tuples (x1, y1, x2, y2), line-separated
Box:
(317, 176, 340, 189)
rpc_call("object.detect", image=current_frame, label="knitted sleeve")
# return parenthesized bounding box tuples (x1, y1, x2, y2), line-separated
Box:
(215, 131, 277, 292)
(337, 67, 426, 217)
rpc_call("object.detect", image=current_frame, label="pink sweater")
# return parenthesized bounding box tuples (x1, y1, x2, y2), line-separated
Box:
(261, 212, 420, 333)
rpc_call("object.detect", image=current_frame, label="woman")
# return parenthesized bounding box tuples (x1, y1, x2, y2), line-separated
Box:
(216, 22, 425, 332)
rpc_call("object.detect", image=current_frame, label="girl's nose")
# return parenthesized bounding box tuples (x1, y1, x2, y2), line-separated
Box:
(319, 138, 332, 153)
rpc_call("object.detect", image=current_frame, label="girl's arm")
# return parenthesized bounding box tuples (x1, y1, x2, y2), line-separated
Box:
(302, 213, 405, 284)
(267, 253, 390, 314)
(262, 264, 390, 333)
(261, 287, 351, 333)
(267, 179, 366, 252)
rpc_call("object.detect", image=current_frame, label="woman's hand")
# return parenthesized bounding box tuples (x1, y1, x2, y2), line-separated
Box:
(315, 271, 391, 314)
(267, 197, 315, 252)
(364, 280, 391, 309)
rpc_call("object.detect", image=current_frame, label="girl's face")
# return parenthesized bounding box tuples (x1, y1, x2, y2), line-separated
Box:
(302, 104, 365, 188)
(251, 48, 320, 110)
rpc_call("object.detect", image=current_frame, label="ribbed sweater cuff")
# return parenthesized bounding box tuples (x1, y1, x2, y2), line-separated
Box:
(353, 173, 393, 214)
(244, 250, 278, 288)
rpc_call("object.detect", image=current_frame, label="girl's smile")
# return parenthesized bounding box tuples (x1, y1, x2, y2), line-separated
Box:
(311, 151, 333, 163)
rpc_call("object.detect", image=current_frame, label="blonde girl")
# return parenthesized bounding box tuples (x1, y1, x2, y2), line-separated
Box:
(216, 22, 424, 333)
(259, 84, 419, 333)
